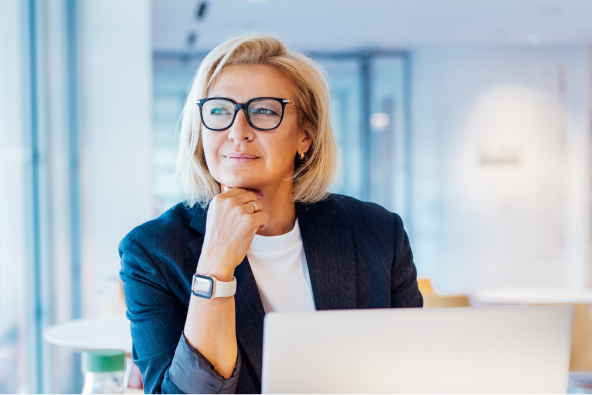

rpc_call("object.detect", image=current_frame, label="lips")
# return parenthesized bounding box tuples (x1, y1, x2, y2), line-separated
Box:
(223, 152, 259, 164)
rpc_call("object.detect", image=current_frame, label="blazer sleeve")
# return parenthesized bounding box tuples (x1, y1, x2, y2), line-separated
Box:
(119, 235, 240, 393)
(390, 214, 423, 308)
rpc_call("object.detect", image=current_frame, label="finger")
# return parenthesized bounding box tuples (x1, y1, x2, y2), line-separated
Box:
(232, 191, 260, 205)
(251, 200, 265, 214)
(239, 200, 264, 216)
(250, 212, 268, 230)
(248, 201, 258, 215)
(222, 184, 264, 198)
(219, 186, 249, 198)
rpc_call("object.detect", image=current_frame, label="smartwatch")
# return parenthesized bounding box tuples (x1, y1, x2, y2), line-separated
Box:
(192, 274, 237, 299)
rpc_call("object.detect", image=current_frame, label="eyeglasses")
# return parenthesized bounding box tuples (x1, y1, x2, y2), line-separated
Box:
(196, 97, 298, 131)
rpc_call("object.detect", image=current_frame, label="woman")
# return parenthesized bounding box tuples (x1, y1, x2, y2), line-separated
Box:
(120, 34, 422, 394)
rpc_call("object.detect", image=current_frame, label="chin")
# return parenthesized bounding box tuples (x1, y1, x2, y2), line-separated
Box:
(219, 174, 263, 190)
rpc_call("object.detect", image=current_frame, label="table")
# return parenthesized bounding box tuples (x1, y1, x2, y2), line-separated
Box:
(44, 314, 137, 391)
(43, 314, 132, 354)
(474, 287, 592, 305)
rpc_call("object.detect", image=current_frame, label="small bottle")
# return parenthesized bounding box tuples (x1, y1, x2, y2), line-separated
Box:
(81, 350, 125, 394)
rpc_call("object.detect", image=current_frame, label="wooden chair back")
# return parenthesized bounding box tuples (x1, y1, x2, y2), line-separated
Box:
(569, 303, 592, 371)
(418, 278, 436, 297)
(423, 294, 471, 308)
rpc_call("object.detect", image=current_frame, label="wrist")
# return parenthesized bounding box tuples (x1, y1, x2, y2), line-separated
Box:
(196, 260, 235, 282)
(191, 273, 237, 299)
(204, 271, 234, 283)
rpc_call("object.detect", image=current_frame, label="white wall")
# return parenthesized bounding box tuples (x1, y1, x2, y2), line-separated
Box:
(411, 45, 592, 294)
(78, 0, 153, 315)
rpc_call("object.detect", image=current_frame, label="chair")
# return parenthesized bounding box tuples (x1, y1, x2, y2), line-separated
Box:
(417, 278, 436, 297)
(569, 303, 592, 371)
(423, 294, 471, 308)
(418, 278, 471, 308)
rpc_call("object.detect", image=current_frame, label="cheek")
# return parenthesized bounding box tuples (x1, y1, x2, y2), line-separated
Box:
(202, 132, 225, 166)
(264, 131, 299, 167)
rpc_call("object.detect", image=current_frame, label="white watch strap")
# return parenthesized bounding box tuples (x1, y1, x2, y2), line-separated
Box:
(213, 276, 237, 298)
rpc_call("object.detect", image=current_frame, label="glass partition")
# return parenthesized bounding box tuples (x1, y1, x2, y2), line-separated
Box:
(316, 59, 363, 200)
(369, 56, 409, 216)
(152, 57, 200, 216)
(152, 52, 409, 219)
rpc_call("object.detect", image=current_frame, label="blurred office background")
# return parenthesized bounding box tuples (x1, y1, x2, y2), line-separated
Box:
(2, 0, 592, 392)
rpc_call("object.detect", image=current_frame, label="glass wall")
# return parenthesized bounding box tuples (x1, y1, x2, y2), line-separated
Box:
(319, 59, 363, 200)
(152, 57, 201, 216)
(152, 53, 409, 219)
(1, 1, 37, 393)
(0, 12, 30, 387)
(1, 1, 152, 392)
(369, 57, 409, 216)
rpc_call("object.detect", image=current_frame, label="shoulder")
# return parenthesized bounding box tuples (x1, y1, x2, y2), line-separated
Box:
(327, 193, 396, 217)
(119, 202, 201, 253)
(324, 193, 403, 230)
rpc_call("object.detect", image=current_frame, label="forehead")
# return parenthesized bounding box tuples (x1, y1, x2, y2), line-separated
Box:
(207, 64, 295, 102)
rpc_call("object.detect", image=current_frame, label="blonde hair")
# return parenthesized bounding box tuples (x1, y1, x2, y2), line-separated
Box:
(176, 33, 337, 207)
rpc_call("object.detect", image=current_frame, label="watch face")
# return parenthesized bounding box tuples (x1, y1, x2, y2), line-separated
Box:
(192, 275, 214, 298)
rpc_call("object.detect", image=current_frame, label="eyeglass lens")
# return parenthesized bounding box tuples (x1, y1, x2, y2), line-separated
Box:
(201, 98, 283, 130)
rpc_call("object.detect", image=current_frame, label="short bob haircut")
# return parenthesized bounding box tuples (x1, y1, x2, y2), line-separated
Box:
(176, 33, 337, 207)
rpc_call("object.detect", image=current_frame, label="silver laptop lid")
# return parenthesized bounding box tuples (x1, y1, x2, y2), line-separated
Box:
(262, 305, 573, 394)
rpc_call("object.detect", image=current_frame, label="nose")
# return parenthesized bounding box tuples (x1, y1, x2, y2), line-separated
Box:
(227, 109, 254, 142)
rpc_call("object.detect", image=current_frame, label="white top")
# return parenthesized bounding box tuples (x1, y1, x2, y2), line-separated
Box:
(247, 219, 316, 314)
(474, 287, 592, 305)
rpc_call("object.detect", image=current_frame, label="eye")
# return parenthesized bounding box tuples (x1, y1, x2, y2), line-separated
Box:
(250, 107, 278, 116)
(210, 107, 231, 115)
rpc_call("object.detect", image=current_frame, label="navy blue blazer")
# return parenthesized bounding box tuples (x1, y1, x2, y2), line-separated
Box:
(119, 194, 423, 394)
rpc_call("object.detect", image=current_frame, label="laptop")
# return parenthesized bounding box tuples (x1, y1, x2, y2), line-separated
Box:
(262, 305, 573, 393)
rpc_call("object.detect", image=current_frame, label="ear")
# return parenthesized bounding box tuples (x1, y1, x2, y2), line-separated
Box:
(299, 128, 313, 154)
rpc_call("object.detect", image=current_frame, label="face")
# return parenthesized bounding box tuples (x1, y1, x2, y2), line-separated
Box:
(202, 64, 311, 193)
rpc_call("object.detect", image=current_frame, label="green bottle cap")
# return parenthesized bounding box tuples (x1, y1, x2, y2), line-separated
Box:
(81, 350, 125, 373)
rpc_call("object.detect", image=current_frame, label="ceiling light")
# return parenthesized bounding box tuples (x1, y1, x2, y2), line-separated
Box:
(195, 2, 208, 20)
(370, 113, 390, 130)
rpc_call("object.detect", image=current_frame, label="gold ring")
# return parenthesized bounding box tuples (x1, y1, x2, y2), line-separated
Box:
(250, 202, 257, 213)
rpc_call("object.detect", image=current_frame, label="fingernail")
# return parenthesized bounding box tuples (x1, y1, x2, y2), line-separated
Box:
(257, 191, 264, 197)
(222, 185, 228, 192)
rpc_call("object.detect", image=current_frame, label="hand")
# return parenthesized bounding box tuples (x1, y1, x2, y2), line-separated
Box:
(196, 186, 268, 281)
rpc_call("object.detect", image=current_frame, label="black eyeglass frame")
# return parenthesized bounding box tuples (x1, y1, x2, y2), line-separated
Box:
(196, 97, 299, 131)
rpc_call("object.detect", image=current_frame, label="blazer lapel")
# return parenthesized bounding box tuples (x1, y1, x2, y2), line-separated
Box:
(188, 204, 266, 385)
(297, 200, 357, 310)
(234, 257, 266, 383)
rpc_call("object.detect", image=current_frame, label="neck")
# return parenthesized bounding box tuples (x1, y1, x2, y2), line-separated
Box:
(256, 180, 296, 236)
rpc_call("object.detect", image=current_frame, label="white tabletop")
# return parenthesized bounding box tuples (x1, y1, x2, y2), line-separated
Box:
(474, 287, 592, 305)
(43, 314, 132, 353)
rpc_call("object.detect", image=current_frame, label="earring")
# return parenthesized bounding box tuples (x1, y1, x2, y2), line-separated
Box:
(300, 151, 306, 160)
